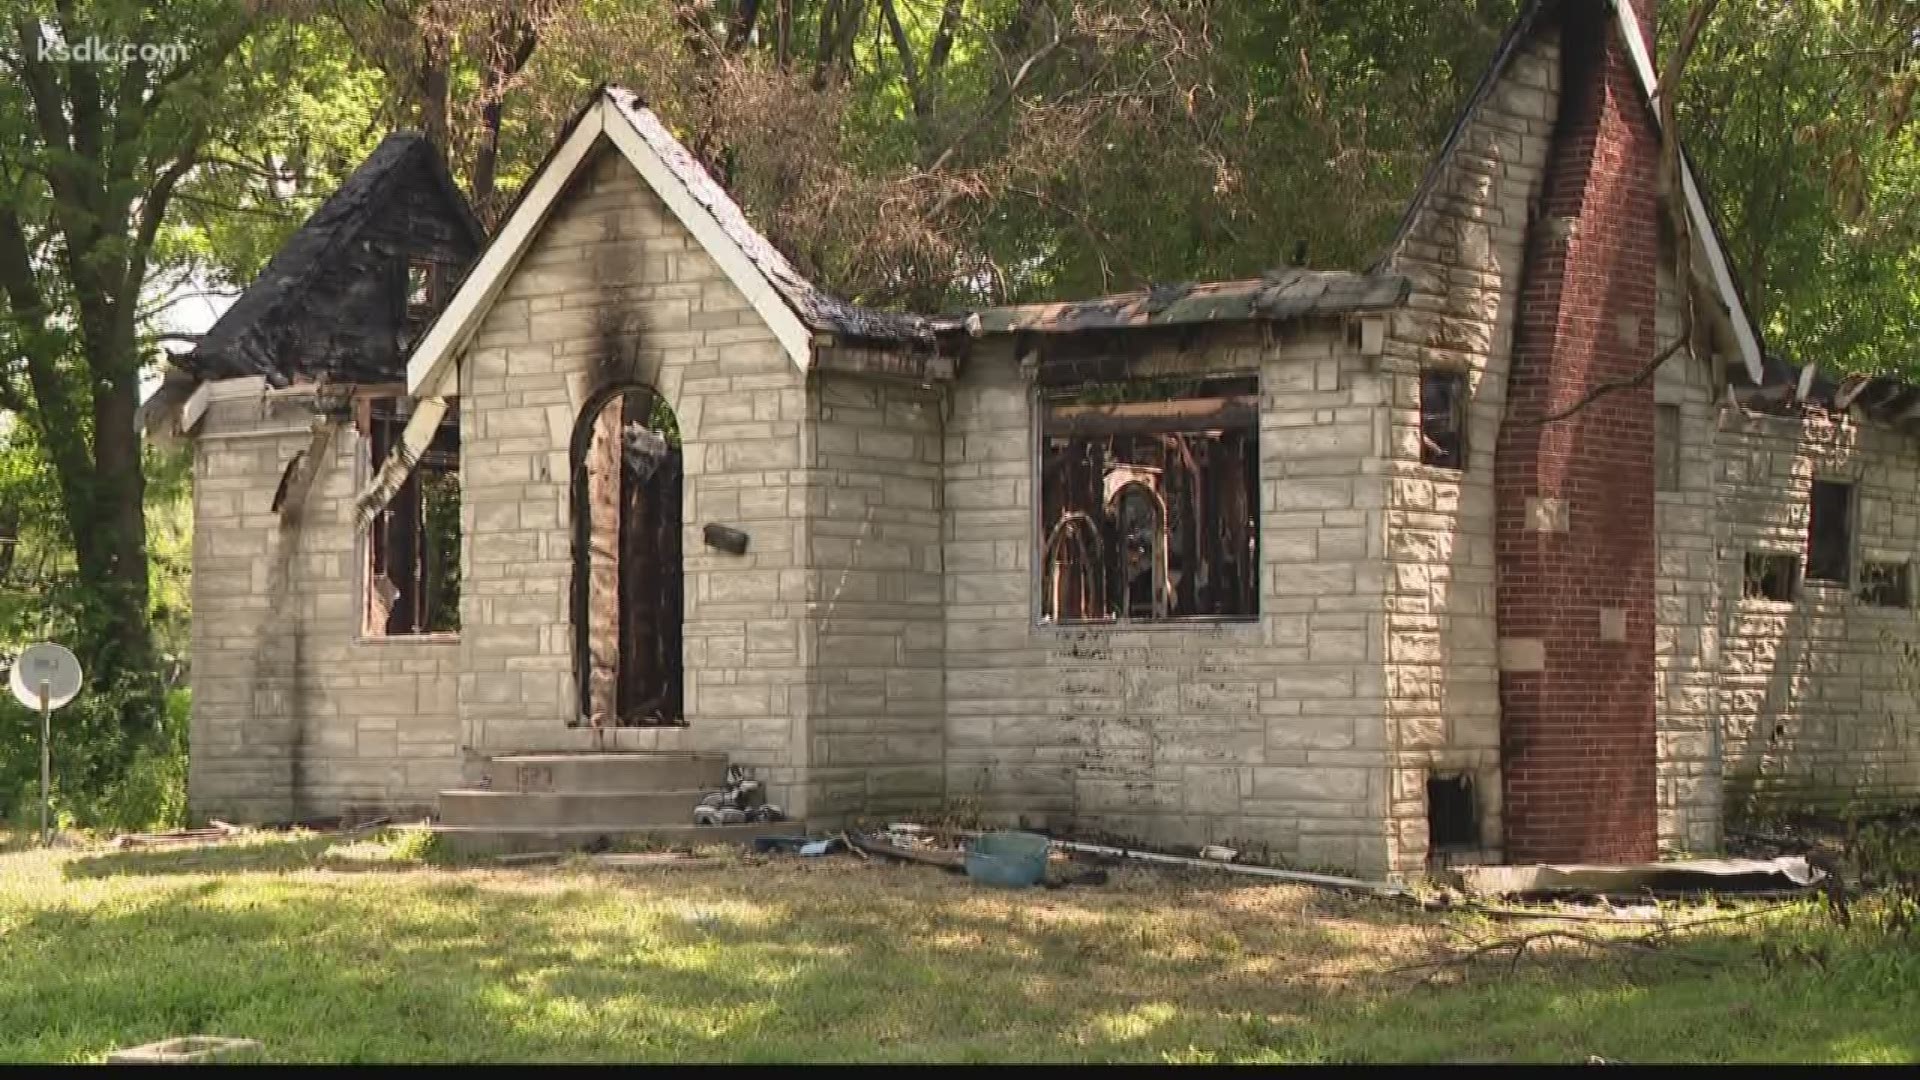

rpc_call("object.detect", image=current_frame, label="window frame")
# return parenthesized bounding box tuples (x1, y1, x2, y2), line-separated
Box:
(1654, 403, 1682, 492)
(1418, 368, 1469, 471)
(1742, 551, 1799, 604)
(1857, 559, 1914, 610)
(357, 393, 462, 643)
(1805, 479, 1855, 586)
(1030, 373, 1262, 630)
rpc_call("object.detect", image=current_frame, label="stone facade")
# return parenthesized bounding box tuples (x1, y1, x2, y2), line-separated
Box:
(1706, 407, 1920, 820)
(803, 372, 947, 818)
(187, 7, 1920, 875)
(454, 146, 817, 813)
(1377, 31, 1560, 874)
(945, 324, 1397, 873)
(188, 381, 461, 824)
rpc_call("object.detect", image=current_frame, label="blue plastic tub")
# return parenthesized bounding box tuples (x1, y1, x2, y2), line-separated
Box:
(965, 831, 1052, 888)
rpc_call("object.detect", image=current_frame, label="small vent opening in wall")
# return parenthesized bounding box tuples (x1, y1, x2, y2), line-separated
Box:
(1427, 773, 1479, 851)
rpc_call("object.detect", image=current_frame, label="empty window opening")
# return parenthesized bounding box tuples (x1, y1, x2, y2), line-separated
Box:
(1654, 404, 1681, 491)
(363, 397, 460, 636)
(1419, 370, 1467, 470)
(405, 258, 438, 316)
(572, 386, 683, 726)
(1807, 480, 1854, 584)
(1859, 561, 1912, 609)
(1038, 375, 1259, 625)
(1427, 773, 1479, 851)
(1744, 552, 1798, 602)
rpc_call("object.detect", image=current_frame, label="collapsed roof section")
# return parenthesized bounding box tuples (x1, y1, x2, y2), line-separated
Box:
(964, 269, 1409, 337)
(185, 132, 485, 385)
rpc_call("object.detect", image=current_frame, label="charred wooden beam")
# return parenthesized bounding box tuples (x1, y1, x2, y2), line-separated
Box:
(1832, 374, 1874, 412)
(1042, 395, 1257, 437)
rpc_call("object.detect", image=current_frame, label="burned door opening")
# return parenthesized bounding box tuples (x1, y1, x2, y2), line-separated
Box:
(571, 386, 684, 726)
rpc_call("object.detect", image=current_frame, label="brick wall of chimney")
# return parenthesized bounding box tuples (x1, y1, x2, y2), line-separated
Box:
(1495, 0, 1663, 862)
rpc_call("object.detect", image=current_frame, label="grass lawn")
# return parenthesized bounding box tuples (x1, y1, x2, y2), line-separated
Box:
(0, 829, 1915, 1063)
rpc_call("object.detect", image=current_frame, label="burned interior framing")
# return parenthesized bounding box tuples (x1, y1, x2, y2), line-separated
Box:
(1038, 372, 1260, 625)
(361, 395, 461, 636)
(570, 385, 685, 727)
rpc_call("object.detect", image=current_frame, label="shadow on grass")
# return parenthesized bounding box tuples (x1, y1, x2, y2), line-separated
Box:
(62, 833, 417, 880)
(4, 857, 1915, 1063)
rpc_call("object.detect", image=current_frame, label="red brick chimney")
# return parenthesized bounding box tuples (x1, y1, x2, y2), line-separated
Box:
(1495, 0, 1662, 864)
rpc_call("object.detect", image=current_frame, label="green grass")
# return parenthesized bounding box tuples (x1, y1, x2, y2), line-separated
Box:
(0, 830, 1916, 1062)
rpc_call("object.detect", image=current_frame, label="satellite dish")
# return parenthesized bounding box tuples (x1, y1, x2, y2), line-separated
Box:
(10, 642, 82, 711)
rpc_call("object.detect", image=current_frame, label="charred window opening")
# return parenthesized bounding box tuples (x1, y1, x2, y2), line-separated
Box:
(400, 257, 442, 349)
(1419, 369, 1467, 470)
(1039, 375, 1258, 625)
(571, 385, 684, 727)
(1427, 773, 1479, 851)
(1655, 404, 1681, 492)
(1859, 561, 1912, 609)
(1744, 552, 1798, 602)
(364, 397, 460, 636)
(1807, 480, 1854, 584)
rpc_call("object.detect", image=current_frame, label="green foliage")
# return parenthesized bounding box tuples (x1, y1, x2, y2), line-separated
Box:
(0, 847, 1914, 1063)
(1677, 0, 1920, 376)
(0, 428, 192, 832)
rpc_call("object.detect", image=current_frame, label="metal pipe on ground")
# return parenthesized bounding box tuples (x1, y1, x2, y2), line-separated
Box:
(1041, 837, 1413, 899)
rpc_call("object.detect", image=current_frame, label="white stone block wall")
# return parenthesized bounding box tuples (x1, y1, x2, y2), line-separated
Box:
(188, 383, 461, 822)
(803, 372, 946, 818)
(1651, 263, 1722, 853)
(945, 325, 1396, 875)
(1377, 34, 1560, 873)
(456, 145, 816, 815)
(1710, 408, 1920, 819)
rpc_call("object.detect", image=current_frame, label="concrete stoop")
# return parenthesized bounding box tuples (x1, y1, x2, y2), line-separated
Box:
(431, 751, 798, 855)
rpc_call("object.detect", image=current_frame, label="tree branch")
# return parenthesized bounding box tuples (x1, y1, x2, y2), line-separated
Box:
(879, 0, 927, 116)
(926, 6, 1064, 176)
(126, 151, 199, 304)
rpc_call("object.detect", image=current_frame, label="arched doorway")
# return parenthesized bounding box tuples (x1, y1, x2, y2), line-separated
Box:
(570, 385, 683, 726)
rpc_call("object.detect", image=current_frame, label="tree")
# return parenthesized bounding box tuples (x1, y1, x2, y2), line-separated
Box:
(1676, 0, 1920, 377)
(0, 0, 298, 795)
(397, 0, 1518, 311)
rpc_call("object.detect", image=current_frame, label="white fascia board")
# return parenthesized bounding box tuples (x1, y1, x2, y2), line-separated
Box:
(1611, 0, 1766, 385)
(404, 106, 608, 396)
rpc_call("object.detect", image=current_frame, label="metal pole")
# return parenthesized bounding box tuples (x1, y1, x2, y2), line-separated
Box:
(39, 679, 50, 847)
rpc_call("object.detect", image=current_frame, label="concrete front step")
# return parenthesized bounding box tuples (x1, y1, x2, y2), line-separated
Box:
(439, 788, 716, 828)
(486, 752, 731, 793)
(431, 822, 800, 857)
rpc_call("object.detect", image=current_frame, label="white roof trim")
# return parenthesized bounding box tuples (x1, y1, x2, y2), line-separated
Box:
(179, 380, 217, 434)
(1611, 0, 1765, 385)
(406, 95, 812, 397)
(405, 105, 604, 396)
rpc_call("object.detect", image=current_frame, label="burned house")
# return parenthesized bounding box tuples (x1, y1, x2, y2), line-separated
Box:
(179, 0, 1920, 876)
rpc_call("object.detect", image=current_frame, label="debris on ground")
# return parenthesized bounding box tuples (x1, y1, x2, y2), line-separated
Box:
(493, 850, 721, 869)
(111, 821, 244, 849)
(105, 1037, 265, 1064)
(1047, 837, 1412, 899)
(691, 766, 784, 826)
(847, 828, 966, 870)
(1459, 856, 1826, 900)
(591, 852, 721, 870)
(836, 822, 1412, 897)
